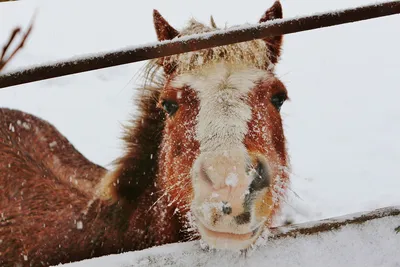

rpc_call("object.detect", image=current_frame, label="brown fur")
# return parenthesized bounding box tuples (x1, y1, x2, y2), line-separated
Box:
(246, 78, 289, 224)
(0, 92, 184, 266)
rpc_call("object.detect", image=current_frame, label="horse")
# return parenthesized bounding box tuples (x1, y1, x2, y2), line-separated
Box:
(0, 1, 289, 266)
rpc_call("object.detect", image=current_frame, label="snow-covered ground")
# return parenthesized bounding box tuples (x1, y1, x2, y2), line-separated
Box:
(59, 207, 400, 267)
(1, 0, 399, 265)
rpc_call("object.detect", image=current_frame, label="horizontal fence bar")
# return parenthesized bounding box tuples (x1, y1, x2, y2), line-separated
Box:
(270, 205, 400, 239)
(0, 1, 399, 89)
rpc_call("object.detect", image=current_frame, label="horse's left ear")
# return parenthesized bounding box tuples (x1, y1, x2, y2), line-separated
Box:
(259, 1, 283, 65)
(153, 10, 180, 74)
(153, 10, 179, 41)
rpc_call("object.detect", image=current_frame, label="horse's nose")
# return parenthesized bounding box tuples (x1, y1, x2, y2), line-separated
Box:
(198, 150, 249, 192)
(196, 151, 271, 218)
(214, 158, 270, 218)
(198, 153, 270, 193)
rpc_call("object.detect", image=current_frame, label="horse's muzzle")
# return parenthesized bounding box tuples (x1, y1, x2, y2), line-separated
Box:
(191, 149, 270, 250)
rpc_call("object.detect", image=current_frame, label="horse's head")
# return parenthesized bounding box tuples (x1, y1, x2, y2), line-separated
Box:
(153, 1, 289, 250)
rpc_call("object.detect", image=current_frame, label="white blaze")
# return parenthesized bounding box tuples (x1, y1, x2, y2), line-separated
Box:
(172, 62, 269, 152)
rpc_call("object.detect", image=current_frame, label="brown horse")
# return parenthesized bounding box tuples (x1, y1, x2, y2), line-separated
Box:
(0, 1, 289, 266)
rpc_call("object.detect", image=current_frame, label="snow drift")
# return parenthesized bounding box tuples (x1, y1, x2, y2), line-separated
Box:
(59, 207, 400, 267)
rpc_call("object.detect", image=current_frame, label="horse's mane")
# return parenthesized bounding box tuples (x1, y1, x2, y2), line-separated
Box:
(99, 77, 165, 202)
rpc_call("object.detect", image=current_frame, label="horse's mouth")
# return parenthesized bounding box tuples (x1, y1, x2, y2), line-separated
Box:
(195, 217, 262, 249)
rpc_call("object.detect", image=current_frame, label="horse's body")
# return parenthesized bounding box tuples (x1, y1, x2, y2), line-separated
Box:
(0, 100, 184, 266)
(0, 2, 290, 266)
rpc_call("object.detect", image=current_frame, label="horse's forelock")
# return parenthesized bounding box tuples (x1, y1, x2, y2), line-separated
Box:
(142, 18, 272, 87)
(180, 19, 215, 35)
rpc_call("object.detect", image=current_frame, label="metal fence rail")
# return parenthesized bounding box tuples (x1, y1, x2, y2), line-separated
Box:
(0, 1, 399, 89)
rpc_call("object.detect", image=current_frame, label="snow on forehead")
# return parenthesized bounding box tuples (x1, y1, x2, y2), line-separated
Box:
(171, 62, 269, 93)
(165, 19, 271, 74)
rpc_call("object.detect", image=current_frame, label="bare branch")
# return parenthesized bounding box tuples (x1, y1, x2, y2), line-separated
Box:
(0, 28, 20, 63)
(0, 21, 33, 72)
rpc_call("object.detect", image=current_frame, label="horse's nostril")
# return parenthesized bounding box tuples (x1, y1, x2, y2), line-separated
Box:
(245, 162, 252, 175)
(256, 161, 266, 180)
(221, 202, 232, 215)
(249, 159, 270, 193)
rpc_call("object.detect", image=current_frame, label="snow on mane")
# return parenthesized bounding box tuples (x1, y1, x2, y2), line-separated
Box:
(143, 19, 271, 84)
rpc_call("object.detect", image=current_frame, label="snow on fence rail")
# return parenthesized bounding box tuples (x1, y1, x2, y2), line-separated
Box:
(1, 1, 400, 89)
(59, 206, 400, 267)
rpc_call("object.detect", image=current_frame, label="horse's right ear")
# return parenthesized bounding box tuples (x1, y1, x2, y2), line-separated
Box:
(259, 1, 283, 65)
(153, 10, 179, 41)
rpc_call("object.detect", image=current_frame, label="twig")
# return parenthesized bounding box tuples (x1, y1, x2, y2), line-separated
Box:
(0, 21, 33, 72)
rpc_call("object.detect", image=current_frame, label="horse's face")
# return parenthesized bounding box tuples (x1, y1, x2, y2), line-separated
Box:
(155, 1, 289, 250)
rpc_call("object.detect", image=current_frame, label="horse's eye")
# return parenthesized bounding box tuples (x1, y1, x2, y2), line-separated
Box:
(270, 93, 287, 111)
(161, 100, 179, 116)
